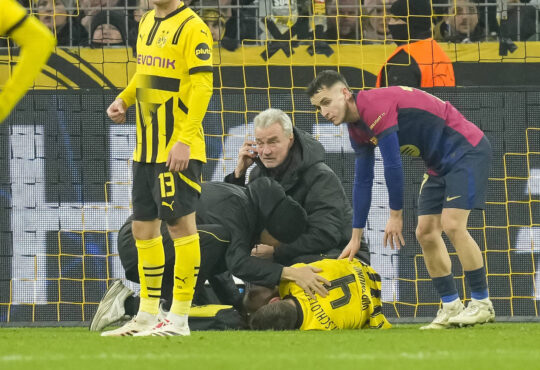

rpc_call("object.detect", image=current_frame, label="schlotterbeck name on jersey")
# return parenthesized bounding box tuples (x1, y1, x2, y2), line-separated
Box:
(137, 54, 176, 69)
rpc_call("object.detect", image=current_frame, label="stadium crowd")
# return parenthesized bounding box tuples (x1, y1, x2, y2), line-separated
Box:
(5, 0, 540, 49)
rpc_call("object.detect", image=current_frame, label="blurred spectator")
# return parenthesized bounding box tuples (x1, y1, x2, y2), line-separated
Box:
(325, 0, 361, 42)
(133, 0, 151, 22)
(500, 0, 537, 41)
(37, 0, 88, 46)
(377, 0, 455, 87)
(257, 0, 332, 57)
(477, 0, 499, 38)
(80, 0, 122, 34)
(196, 0, 257, 51)
(90, 10, 127, 46)
(434, 0, 488, 43)
(200, 8, 228, 42)
(362, 0, 395, 42)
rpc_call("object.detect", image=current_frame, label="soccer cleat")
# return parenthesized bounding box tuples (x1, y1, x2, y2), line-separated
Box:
(448, 298, 495, 327)
(420, 299, 464, 330)
(100, 314, 158, 337)
(90, 280, 134, 331)
(134, 318, 190, 337)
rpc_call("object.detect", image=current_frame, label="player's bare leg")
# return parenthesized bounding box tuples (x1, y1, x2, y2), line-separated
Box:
(416, 214, 451, 277)
(442, 208, 495, 326)
(416, 214, 464, 329)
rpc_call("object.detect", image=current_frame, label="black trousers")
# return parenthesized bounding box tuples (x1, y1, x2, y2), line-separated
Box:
(117, 218, 242, 311)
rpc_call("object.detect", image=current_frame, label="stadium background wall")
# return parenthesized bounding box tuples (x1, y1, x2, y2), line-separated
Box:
(0, 45, 539, 323)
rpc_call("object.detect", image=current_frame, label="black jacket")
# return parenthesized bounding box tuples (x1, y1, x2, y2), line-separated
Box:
(225, 128, 357, 264)
(196, 182, 284, 286)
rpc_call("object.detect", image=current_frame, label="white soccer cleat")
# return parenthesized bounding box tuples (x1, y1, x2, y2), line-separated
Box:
(448, 298, 495, 327)
(90, 280, 134, 331)
(420, 299, 464, 330)
(133, 318, 191, 337)
(100, 314, 158, 337)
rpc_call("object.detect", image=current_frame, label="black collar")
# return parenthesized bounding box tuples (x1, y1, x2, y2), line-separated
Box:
(286, 295, 303, 329)
(154, 4, 187, 21)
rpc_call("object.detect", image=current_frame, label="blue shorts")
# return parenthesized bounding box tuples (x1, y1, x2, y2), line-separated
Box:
(418, 136, 492, 215)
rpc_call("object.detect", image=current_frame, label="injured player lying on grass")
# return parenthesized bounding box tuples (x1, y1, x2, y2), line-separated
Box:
(243, 258, 392, 330)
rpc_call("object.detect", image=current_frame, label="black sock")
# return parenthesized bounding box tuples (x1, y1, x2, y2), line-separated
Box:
(124, 295, 139, 317)
(465, 266, 489, 300)
(432, 274, 459, 303)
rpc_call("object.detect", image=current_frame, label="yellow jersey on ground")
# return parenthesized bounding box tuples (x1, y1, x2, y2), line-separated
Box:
(118, 3, 213, 163)
(279, 259, 392, 330)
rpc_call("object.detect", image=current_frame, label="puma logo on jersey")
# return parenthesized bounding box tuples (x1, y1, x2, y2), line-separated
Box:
(162, 200, 175, 211)
(175, 276, 187, 284)
(446, 195, 461, 202)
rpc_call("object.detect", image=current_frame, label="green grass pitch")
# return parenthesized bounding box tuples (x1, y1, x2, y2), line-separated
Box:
(1, 324, 540, 370)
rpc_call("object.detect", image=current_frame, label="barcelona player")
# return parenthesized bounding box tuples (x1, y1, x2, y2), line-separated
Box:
(307, 70, 495, 329)
(105, 0, 213, 336)
(0, 0, 56, 123)
(245, 258, 391, 331)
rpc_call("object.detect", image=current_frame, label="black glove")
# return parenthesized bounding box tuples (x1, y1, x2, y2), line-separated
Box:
(499, 37, 518, 56)
(220, 37, 239, 52)
(307, 40, 334, 57)
(260, 40, 299, 60)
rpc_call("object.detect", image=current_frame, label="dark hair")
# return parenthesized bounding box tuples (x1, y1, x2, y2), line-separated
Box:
(242, 285, 278, 315)
(249, 300, 298, 331)
(306, 70, 350, 97)
(90, 11, 128, 46)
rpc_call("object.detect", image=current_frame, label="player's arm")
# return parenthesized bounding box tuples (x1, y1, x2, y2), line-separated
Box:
(339, 145, 375, 260)
(167, 21, 214, 172)
(107, 10, 150, 123)
(0, 0, 56, 123)
(107, 74, 137, 123)
(225, 232, 284, 286)
(377, 131, 405, 249)
(273, 170, 350, 263)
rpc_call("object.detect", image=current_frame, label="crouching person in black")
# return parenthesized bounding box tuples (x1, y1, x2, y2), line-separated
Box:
(90, 178, 329, 332)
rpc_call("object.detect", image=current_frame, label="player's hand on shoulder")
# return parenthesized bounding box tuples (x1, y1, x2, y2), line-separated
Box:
(167, 141, 190, 172)
(283, 266, 330, 300)
(339, 228, 364, 261)
(107, 99, 127, 124)
(338, 240, 361, 261)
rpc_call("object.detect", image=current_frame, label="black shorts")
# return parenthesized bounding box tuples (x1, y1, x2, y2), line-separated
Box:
(418, 136, 492, 215)
(132, 160, 202, 221)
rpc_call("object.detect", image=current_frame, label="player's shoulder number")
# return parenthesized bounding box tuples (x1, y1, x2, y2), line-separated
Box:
(398, 85, 445, 103)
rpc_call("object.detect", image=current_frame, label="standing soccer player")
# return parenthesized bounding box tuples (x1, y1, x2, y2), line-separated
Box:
(105, 0, 213, 336)
(0, 0, 56, 123)
(307, 70, 495, 329)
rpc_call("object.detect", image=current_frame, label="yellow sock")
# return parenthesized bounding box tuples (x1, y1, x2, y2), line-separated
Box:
(136, 236, 165, 315)
(169, 233, 200, 316)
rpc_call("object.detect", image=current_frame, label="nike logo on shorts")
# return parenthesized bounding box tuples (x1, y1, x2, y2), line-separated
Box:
(446, 195, 461, 202)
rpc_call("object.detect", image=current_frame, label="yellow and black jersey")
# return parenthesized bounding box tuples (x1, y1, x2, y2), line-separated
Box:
(118, 3, 213, 163)
(279, 259, 392, 331)
(0, 0, 56, 123)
